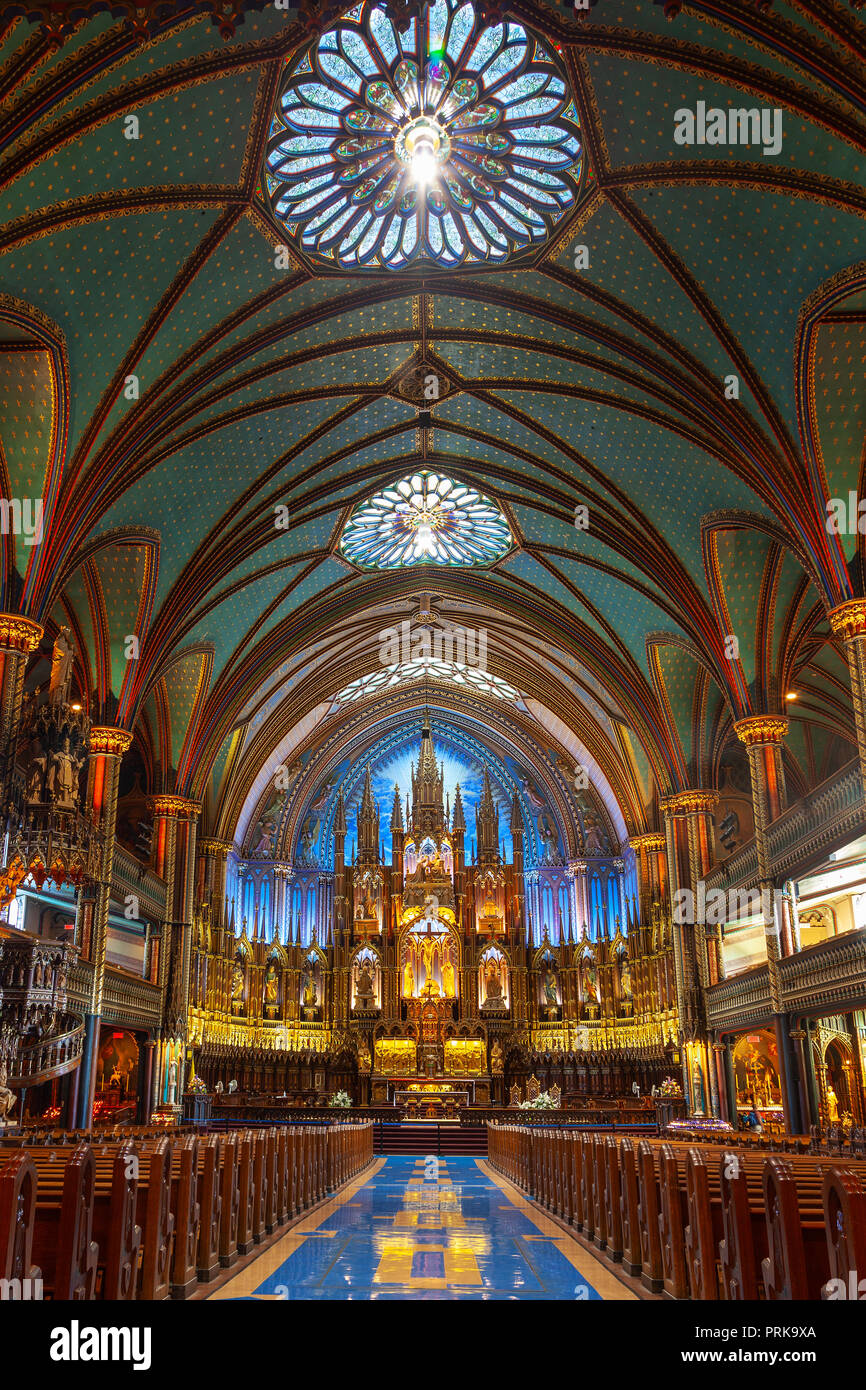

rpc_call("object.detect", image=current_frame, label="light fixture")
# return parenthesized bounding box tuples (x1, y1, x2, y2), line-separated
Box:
(396, 115, 449, 189)
(785, 691, 798, 701)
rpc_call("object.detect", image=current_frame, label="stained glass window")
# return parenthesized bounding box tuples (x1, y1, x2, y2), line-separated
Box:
(264, 0, 582, 271)
(337, 658, 518, 703)
(340, 470, 512, 567)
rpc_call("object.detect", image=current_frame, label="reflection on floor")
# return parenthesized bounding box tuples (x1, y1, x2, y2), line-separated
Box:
(209, 1156, 638, 1301)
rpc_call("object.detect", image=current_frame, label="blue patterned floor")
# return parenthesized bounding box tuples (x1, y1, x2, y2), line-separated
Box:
(221, 1156, 609, 1301)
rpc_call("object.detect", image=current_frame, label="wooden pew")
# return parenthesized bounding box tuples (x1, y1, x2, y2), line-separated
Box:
(0, 1152, 39, 1291)
(216, 1134, 239, 1269)
(31, 1143, 98, 1300)
(194, 1137, 221, 1284)
(134, 1139, 175, 1302)
(822, 1165, 866, 1299)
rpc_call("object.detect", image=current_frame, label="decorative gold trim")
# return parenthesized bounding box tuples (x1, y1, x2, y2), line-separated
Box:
(199, 837, 234, 855)
(829, 598, 866, 641)
(89, 726, 133, 756)
(628, 832, 666, 851)
(150, 793, 202, 820)
(660, 790, 718, 816)
(0, 614, 43, 653)
(733, 716, 789, 747)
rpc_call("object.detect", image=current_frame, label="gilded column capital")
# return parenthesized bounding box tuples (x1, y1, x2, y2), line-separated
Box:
(199, 837, 234, 856)
(90, 726, 134, 756)
(733, 715, 788, 747)
(628, 832, 666, 852)
(150, 793, 202, 820)
(829, 597, 866, 641)
(660, 790, 718, 816)
(0, 614, 43, 653)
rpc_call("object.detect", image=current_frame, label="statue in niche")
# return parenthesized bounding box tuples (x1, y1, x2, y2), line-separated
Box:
(484, 955, 505, 1004)
(490, 1040, 504, 1075)
(302, 969, 318, 1009)
(26, 737, 48, 802)
(354, 959, 376, 1010)
(0, 1060, 16, 1126)
(48, 627, 75, 707)
(403, 957, 416, 999)
(620, 953, 633, 998)
(441, 943, 456, 999)
(230, 961, 245, 1014)
(47, 736, 84, 809)
(167, 1061, 177, 1106)
(542, 962, 558, 1009)
(264, 962, 278, 1012)
(581, 956, 599, 1008)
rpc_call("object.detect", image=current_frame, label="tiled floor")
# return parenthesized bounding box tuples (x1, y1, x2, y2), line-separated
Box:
(209, 1156, 638, 1301)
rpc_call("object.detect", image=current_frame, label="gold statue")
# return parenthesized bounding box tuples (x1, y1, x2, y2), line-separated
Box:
(421, 934, 439, 995)
(303, 971, 318, 1008)
(827, 1085, 840, 1123)
(441, 947, 455, 998)
(403, 958, 416, 998)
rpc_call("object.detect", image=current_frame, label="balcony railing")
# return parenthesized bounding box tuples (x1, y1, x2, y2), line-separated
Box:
(7, 1013, 84, 1086)
(706, 759, 866, 893)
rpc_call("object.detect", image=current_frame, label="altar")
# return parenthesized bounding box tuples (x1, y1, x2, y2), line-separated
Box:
(394, 1084, 470, 1119)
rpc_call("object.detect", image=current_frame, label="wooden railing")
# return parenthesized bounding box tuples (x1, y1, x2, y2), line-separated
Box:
(8, 1014, 85, 1086)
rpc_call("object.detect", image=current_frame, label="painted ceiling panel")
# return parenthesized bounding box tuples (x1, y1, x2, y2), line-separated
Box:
(812, 319, 866, 512)
(0, 210, 222, 456)
(0, 347, 56, 504)
(629, 184, 866, 436)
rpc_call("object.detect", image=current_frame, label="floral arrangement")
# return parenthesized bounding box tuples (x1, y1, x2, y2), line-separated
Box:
(328, 1091, 352, 1109)
(518, 1091, 560, 1110)
(186, 1075, 207, 1096)
(658, 1076, 684, 1098)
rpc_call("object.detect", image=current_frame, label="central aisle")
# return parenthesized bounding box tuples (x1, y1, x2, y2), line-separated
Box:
(209, 1156, 638, 1301)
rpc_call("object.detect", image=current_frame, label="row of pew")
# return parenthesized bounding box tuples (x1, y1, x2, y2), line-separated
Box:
(487, 1122, 866, 1300)
(0, 1122, 374, 1300)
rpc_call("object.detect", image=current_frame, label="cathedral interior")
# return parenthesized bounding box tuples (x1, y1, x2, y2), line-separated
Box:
(0, 0, 865, 1327)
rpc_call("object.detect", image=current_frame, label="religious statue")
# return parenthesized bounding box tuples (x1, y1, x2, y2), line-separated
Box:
(302, 971, 318, 1009)
(403, 958, 416, 998)
(167, 1061, 177, 1106)
(620, 954, 633, 997)
(490, 1040, 504, 1075)
(421, 933, 439, 995)
(827, 1085, 840, 1123)
(0, 1060, 16, 1126)
(47, 736, 84, 810)
(485, 956, 503, 1003)
(441, 946, 455, 999)
(230, 961, 244, 1014)
(542, 964, 558, 1009)
(26, 738, 48, 802)
(354, 959, 376, 1010)
(363, 886, 376, 920)
(48, 626, 75, 707)
(581, 956, 599, 1007)
(264, 962, 278, 1012)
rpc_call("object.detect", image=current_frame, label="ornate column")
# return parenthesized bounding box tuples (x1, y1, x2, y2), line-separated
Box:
(273, 864, 293, 944)
(734, 714, 800, 1131)
(0, 614, 42, 807)
(829, 599, 866, 790)
(149, 794, 200, 1111)
(566, 859, 588, 936)
(199, 837, 233, 914)
(77, 726, 133, 1127)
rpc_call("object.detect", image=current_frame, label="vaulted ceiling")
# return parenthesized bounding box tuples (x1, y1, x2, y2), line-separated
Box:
(0, 0, 864, 848)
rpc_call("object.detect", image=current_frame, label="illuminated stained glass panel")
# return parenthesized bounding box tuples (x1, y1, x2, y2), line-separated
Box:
(337, 658, 519, 703)
(264, 0, 582, 271)
(340, 470, 512, 567)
